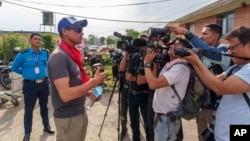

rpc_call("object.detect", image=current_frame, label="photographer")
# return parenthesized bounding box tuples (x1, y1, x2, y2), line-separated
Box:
(181, 26, 250, 141)
(119, 37, 151, 141)
(171, 24, 231, 141)
(143, 37, 193, 141)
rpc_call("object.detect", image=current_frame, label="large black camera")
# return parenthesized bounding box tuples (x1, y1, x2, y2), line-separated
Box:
(148, 26, 171, 37)
(110, 50, 123, 65)
(110, 50, 123, 79)
(174, 47, 203, 58)
(148, 26, 171, 44)
(114, 32, 134, 51)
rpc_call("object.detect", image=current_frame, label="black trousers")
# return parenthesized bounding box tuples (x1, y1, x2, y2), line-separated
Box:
(22, 80, 50, 134)
(128, 91, 150, 141)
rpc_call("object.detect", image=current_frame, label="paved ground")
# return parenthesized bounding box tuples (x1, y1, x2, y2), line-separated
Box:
(0, 90, 198, 141)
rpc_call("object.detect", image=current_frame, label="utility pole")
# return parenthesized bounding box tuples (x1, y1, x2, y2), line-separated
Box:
(0, 1, 2, 7)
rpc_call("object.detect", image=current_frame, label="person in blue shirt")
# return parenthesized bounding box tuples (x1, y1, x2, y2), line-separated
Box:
(170, 24, 231, 141)
(11, 33, 54, 141)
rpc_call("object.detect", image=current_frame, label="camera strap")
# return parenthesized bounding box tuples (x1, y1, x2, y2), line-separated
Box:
(243, 93, 250, 109)
(226, 65, 250, 109)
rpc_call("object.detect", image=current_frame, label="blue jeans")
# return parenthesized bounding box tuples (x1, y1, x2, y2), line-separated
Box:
(22, 80, 50, 134)
(154, 115, 181, 141)
(128, 91, 150, 141)
(147, 91, 155, 141)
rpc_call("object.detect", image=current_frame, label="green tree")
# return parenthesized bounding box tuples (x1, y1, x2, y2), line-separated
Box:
(125, 29, 140, 39)
(100, 36, 106, 45)
(86, 34, 95, 45)
(41, 34, 54, 52)
(2, 32, 28, 63)
(106, 36, 118, 46)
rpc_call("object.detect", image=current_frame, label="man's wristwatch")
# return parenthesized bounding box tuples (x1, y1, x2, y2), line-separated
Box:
(144, 63, 152, 68)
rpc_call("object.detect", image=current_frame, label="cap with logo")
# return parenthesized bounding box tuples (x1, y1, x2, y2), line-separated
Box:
(58, 16, 88, 33)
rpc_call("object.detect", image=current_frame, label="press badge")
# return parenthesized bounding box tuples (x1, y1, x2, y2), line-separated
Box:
(34, 67, 40, 74)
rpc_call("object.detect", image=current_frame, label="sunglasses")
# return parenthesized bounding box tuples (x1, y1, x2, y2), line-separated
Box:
(66, 25, 83, 33)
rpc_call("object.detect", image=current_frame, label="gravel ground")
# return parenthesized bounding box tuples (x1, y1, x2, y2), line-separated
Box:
(0, 88, 198, 141)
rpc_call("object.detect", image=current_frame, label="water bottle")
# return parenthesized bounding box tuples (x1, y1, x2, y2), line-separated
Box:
(85, 84, 104, 109)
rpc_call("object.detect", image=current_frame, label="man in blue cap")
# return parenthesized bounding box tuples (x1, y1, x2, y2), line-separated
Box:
(48, 16, 106, 141)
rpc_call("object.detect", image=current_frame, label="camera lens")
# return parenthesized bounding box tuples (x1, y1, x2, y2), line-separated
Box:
(174, 47, 190, 57)
(174, 47, 203, 58)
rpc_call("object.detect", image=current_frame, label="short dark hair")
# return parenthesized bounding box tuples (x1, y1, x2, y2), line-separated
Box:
(30, 33, 41, 39)
(225, 26, 250, 45)
(203, 24, 222, 39)
(170, 37, 193, 49)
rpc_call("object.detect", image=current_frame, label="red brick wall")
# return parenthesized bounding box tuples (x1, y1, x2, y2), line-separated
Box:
(234, 4, 250, 28)
(180, 4, 250, 44)
(193, 15, 218, 36)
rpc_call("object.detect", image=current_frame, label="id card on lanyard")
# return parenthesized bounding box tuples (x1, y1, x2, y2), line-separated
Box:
(34, 53, 40, 74)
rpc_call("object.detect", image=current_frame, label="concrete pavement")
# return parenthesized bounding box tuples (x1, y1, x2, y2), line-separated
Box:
(0, 91, 198, 141)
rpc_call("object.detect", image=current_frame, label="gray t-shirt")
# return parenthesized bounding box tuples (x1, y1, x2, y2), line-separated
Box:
(48, 47, 86, 118)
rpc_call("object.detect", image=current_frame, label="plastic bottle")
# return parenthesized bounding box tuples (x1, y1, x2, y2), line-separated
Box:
(85, 84, 104, 109)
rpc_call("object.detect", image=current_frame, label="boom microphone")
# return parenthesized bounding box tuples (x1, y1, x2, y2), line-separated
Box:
(113, 32, 133, 40)
(113, 32, 123, 38)
(133, 38, 147, 47)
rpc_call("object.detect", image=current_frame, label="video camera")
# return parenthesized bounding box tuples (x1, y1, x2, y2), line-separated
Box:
(148, 26, 171, 45)
(109, 50, 123, 79)
(114, 32, 134, 52)
(110, 50, 123, 66)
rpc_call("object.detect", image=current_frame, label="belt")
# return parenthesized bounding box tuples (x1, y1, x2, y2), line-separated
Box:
(24, 77, 48, 84)
(131, 90, 149, 95)
(153, 112, 173, 129)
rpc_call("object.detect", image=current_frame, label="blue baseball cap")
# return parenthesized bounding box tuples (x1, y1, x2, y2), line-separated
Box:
(58, 16, 88, 33)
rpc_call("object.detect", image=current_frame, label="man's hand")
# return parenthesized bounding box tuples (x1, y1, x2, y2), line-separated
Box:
(93, 66, 106, 85)
(125, 72, 136, 81)
(144, 48, 156, 64)
(169, 26, 189, 35)
(181, 50, 201, 66)
(136, 74, 147, 85)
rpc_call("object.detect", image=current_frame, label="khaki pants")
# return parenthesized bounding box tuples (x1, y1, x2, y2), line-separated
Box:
(54, 112, 88, 141)
(196, 108, 214, 141)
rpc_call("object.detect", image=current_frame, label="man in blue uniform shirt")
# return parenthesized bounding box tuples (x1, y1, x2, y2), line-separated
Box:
(11, 33, 54, 141)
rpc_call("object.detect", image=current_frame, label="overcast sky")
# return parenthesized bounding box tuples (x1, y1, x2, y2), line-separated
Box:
(0, 0, 217, 37)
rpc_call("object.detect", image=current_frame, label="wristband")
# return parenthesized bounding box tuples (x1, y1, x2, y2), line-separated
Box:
(144, 63, 152, 68)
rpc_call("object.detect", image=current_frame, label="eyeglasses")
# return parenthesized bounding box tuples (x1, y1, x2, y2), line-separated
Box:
(66, 25, 83, 33)
(228, 43, 242, 51)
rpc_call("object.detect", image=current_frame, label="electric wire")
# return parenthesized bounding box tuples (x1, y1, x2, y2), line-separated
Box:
(2, 0, 171, 23)
(5, 0, 173, 8)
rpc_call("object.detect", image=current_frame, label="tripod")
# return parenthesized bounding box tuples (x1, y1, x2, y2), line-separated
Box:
(98, 69, 127, 141)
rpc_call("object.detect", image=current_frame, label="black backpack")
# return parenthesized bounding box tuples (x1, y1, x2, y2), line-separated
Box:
(167, 62, 205, 120)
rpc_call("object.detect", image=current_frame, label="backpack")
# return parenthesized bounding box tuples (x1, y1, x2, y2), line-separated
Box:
(167, 62, 205, 120)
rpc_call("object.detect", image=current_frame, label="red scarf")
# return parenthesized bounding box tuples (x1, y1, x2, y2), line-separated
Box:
(60, 41, 90, 84)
